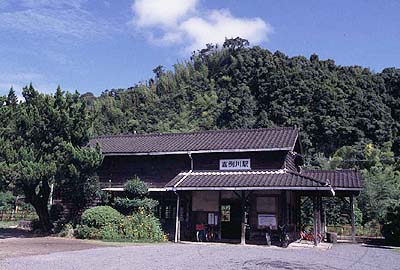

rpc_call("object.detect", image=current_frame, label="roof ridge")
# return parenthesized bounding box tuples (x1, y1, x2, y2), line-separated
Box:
(91, 126, 298, 140)
(303, 168, 359, 173)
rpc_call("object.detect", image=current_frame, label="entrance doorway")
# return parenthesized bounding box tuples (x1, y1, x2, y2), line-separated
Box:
(220, 200, 241, 239)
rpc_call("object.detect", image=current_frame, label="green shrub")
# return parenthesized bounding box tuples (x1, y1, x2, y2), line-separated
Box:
(76, 205, 165, 242)
(0, 191, 15, 210)
(76, 225, 101, 239)
(121, 209, 164, 241)
(124, 178, 149, 198)
(80, 206, 124, 228)
(113, 178, 158, 215)
(58, 223, 75, 238)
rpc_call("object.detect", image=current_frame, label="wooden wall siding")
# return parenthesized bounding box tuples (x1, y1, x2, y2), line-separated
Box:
(98, 151, 288, 187)
(193, 151, 287, 171)
(98, 154, 191, 188)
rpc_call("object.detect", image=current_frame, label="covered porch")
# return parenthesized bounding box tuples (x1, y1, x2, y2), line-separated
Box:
(166, 169, 362, 246)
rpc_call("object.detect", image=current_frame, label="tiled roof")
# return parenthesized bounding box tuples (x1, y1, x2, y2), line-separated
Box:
(302, 169, 363, 189)
(90, 127, 298, 155)
(165, 169, 363, 190)
(165, 170, 325, 190)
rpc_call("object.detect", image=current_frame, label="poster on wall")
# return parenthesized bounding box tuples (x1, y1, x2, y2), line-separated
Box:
(208, 213, 216, 225)
(258, 214, 277, 229)
(221, 205, 231, 222)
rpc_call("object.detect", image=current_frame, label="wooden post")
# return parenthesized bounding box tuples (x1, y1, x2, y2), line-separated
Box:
(313, 195, 318, 246)
(240, 190, 246, 245)
(318, 195, 323, 241)
(350, 195, 356, 243)
(218, 191, 222, 240)
(174, 192, 180, 243)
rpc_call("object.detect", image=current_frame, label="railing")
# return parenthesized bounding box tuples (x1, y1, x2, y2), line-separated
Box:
(99, 181, 126, 189)
(326, 225, 383, 238)
(0, 209, 37, 222)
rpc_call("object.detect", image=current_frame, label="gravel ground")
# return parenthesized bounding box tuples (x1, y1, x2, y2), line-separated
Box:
(0, 242, 399, 270)
(0, 228, 110, 260)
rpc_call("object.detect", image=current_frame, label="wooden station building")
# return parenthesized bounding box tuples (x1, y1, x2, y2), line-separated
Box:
(89, 127, 363, 245)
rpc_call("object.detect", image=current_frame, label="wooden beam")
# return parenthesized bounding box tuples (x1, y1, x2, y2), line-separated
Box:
(350, 195, 356, 243)
(174, 192, 180, 243)
(313, 195, 318, 246)
(240, 190, 246, 245)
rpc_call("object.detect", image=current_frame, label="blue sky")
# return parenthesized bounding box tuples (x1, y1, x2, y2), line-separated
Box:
(0, 0, 399, 97)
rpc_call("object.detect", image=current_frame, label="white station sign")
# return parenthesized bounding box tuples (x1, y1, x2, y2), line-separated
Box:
(219, 159, 251, 170)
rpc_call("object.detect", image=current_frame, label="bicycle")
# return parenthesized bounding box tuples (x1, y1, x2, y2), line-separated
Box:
(300, 228, 323, 243)
(278, 224, 290, 248)
(196, 224, 217, 242)
(264, 226, 272, 246)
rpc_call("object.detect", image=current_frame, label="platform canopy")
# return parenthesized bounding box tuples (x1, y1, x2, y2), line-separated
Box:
(165, 169, 363, 193)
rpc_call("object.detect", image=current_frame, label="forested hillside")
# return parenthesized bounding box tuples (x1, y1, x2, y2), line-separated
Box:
(83, 38, 400, 159)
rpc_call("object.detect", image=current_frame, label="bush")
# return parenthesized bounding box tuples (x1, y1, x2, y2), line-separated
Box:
(0, 191, 15, 210)
(121, 209, 164, 241)
(76, 206, 165, 242)
(112, 178, 158, 215)
(124, 178, 149, 198)
(76, 225, 101, 239)
(81, 206, 124, 228)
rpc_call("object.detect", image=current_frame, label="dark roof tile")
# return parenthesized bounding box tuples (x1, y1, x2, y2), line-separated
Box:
(90, 127, 298, 155)
(302, 169, 363, 189)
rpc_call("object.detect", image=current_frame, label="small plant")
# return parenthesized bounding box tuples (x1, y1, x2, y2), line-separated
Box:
(58, 223, 75, 238)
(113, 177, 158, 215)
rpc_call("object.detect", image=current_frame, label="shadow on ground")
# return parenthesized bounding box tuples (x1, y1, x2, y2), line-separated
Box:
(0, 228, 36, 239)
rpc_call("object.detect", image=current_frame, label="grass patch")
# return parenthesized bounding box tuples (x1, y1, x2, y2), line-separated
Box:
(0, 220, 18, 228)
(100, 238, 169, 245)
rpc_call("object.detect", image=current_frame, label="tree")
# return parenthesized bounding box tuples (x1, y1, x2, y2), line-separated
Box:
(0, 85, 102, 232)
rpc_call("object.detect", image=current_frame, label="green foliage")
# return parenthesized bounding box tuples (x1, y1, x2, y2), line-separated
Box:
(318, 143, 400, 243)
(113, 178, 158, 215)
(77, 206, 164, 242)
(0, 191, 15, 210)
(383, 204, 400, 245)
(83, 39, 399, 159)
(80, 206, 124, 229)
(124, 178, 149, 198)
(0, 85, 102, 232)
(119, 209, 164, 241)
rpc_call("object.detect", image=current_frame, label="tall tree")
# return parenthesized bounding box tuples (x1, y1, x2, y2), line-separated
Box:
(0, 85, 102, 232)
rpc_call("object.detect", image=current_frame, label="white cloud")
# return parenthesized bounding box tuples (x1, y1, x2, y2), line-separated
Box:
(131, 0, 273, 52)
(180, 10, 271, 52)
(0, 0, 115, 41)
(132, 0, 197, 28)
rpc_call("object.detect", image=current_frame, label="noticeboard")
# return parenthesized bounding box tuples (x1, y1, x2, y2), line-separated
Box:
(257, 214, 277, 229)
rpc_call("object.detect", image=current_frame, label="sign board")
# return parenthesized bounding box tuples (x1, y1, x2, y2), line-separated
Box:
(258, 214, 277, 229)
(208, 213, 218, 225)
(219, 159, 251, 170)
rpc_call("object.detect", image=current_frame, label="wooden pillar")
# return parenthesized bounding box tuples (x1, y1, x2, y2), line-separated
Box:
(240, 190, 246, 245)
(318, 195, 323, 241)
(218, 191, 222, 240)
(174, 192, 180, 243)
(313, 195, 318, 246)
(350, 195, 356, 243)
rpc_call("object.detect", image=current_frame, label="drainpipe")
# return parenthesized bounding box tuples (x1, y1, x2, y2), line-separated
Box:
(173, 152, 193, 243)
(174, 190, 180, 243)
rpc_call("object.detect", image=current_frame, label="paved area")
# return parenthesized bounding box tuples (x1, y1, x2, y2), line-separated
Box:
(0, 241, 399, 270)
(0, 228, 110, 260)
